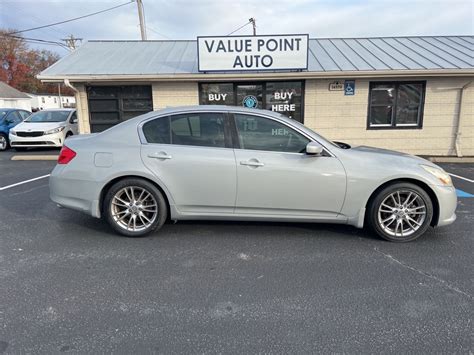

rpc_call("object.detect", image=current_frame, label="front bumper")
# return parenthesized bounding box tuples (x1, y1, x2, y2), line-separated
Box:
(431, 184, 457, 227)
(9, 131, 65, 148)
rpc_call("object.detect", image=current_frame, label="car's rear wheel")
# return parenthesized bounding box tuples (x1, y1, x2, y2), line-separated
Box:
(0, 134, 8, 151)
(104, 178, 167, 237)
(367, 182, 433, 242)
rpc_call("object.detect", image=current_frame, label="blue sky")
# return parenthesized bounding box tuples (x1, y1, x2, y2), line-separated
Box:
(1, 0, 472, 55)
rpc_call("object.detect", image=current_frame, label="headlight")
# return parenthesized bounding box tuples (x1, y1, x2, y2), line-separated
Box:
(10, 130, 16, 136)
(420, 165, 452, 186)
(44, 126, 65, 135)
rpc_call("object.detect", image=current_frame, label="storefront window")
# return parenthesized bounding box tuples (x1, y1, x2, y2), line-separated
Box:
(199, 81, 304, 123)
(87, 85, 153, 132)
(199, 83, 235, 105)
(368, 82, 425, 129)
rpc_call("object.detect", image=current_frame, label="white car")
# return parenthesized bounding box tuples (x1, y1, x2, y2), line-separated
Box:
(9, 109, 78, 150)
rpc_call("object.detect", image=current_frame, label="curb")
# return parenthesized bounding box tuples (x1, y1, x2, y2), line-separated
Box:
(11, 155, 58, 161)
(427, 157, 474, 163)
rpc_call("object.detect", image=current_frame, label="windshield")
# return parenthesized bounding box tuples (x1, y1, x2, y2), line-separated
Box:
(25, 110, 70, 123)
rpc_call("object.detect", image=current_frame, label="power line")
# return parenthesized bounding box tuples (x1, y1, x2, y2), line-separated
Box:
(146, 26, 170, 39)
(1, 33, 70, 50)
(227, 20, 252, 36)
(7, 1, 135, 35)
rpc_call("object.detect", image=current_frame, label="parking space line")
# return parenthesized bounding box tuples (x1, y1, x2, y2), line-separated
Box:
(448, 173, 474, 183)
(0, 174, 51, 191)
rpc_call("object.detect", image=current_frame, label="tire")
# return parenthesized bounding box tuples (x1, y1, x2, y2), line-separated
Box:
(367, 182, 433, 242)
(103, 178, 167, 237)
(0, 133, 8, 151)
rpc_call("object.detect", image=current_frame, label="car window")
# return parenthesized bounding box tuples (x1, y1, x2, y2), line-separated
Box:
(234, 114, 310, 153)
(70, 112, 77, 123)
(8, 111, 22, 124)
(19, 111, 30, 120)
(142, 113, 226, 148)
(25, 110, 70, 122)
(143, 116, 171, 144)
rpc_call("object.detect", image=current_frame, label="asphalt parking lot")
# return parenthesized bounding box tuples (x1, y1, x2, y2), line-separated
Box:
(0, 150, 473, 353)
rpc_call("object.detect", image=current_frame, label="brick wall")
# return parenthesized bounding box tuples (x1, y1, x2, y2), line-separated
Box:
(304, 77, 473, 156)
(152, 82, 199, 109)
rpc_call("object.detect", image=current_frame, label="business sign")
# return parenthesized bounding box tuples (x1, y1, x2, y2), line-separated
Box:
(197, 34, 309, 72)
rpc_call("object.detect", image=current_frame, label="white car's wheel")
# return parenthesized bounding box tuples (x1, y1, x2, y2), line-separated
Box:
(104, 178, 167, 237)
(367, 182, 434, 242)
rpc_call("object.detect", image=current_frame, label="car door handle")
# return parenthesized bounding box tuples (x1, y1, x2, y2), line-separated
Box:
(148, 152, 172, 160)
(240, 160, 264, 167)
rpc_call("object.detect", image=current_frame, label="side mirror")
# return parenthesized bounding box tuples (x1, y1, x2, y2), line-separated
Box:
(72, 118, 78, 124)
(306, 142, 323, 156)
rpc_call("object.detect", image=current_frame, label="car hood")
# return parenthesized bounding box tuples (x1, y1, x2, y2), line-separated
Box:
(349, 145, 433, 165)
(14, 122, 66, 131)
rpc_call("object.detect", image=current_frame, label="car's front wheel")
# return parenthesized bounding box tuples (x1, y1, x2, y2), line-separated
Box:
(367, 182, 434, 242)
(0, 133, 8, 151)
(104, 178, 167, 237)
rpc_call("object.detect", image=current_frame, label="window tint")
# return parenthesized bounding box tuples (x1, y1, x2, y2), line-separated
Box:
(171, 113, 225, 148)
(368, 82, 425, 129)
(142, 113, 226, 148)
(143, 117, 171, 144)
(234, 114, 309, 153)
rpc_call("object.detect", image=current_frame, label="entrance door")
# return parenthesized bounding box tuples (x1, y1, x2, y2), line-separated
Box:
(236, 84, 263, 109)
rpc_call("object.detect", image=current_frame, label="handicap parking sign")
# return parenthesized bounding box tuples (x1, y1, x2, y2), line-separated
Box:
(344, 80, 355, 96)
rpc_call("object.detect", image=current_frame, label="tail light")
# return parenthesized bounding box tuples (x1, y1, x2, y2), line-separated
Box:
(58, 145, 76, 164)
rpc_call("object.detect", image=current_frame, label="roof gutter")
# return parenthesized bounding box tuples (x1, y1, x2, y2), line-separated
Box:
(37, 69, 474, 83)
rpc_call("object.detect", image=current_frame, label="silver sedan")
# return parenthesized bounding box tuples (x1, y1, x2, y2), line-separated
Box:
(50, 106, 457, 242)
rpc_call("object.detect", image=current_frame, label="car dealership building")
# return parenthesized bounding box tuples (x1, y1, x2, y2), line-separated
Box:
(38, 35, 473, 156)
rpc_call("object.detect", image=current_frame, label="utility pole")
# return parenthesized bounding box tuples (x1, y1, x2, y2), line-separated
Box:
(249, 18, 256, 35)
(136, 0, 147, 40)
(61, 34, 82, 50)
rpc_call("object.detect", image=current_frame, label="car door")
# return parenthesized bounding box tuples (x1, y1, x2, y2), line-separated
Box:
(232, 113, 346, 218)
(140, 111, 237, 214)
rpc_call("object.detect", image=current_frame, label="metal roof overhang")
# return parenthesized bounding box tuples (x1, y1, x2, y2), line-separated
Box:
(38, 69, 474, 83)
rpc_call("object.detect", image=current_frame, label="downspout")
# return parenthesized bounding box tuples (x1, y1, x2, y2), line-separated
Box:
(454, 81, 472, 158)
(63, 79, 86, 134)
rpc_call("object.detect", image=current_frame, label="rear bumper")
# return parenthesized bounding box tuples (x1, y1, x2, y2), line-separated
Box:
(431, 184, 457, 227)
(49, 165, 102, 218)
(10, 131, 64, 148)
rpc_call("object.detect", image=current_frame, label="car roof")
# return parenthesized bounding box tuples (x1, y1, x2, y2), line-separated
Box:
(0, 108, 28, 112)
(34, 108, 75, 112)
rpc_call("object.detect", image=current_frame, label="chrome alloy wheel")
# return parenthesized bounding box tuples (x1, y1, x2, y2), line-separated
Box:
(0, 135, 7, 150)
(377, 190, 427, 238)
(110, 186, 158, 232)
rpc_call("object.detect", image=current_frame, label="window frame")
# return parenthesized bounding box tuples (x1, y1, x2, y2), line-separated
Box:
(139, 110, 334, 157)
(140, 111, 234, 149)
(367, 81, 426, 130)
